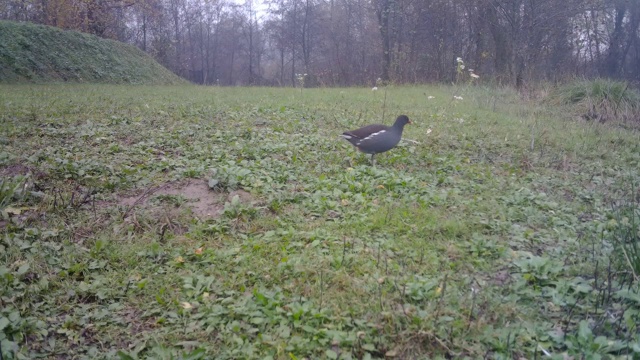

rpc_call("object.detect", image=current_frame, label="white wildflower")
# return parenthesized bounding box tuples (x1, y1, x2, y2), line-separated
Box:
(453, 95, 463, 100)
(372, 87, 378, 91)
(427, 96, 435, 99)
(427, 128, 432, 134)
(470, 73, 480, 79)
(460, 64, 465, 70)
(456, 57, 463, 63)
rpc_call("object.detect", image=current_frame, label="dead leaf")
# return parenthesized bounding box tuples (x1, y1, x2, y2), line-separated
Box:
(4, 206, 34, 215)
(385, 349, 398, 357)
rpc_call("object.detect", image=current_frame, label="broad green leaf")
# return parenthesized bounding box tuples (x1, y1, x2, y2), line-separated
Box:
(325, 349, 338, 359)
(0, 317, 9, 331)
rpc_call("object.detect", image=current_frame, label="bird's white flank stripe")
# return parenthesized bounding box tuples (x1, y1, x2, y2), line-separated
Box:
(356, 130, 386, 146)
(362, 130, 385, 141)
(340, 134, 352, 139)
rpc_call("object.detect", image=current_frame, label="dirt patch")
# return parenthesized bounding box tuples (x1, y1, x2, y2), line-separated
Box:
(227, 189, 254, 204)
(120, 306, 159, 335)
(118, 179, 227, 219)
(491, 270, 512, 286)
(0, 164, 47, 179)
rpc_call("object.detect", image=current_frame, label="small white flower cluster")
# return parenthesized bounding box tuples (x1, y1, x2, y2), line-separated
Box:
(453, 95, 463, 100)
(368, 77, 386, 91)
(427, 96, 435, 99)
(295, 73, 307, 88)
(456, 57, 480, 80)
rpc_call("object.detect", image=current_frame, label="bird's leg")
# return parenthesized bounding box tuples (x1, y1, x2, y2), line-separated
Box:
(370, 154, 376, 166)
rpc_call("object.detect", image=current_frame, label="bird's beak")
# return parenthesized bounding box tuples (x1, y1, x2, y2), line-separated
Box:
(408, 119, 413, 124)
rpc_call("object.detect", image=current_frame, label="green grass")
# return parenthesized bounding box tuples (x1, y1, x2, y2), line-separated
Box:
(547, 79, 640, 124)
(0, 21, 185, 85)
(1, 84, 640, 359)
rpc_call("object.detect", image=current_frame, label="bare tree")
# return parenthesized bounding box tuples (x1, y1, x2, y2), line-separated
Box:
(3, 0, 640, 86)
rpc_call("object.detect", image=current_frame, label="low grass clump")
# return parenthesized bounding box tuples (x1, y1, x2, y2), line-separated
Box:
(548, 79, 640, 124)
(1, 84, 640, 359)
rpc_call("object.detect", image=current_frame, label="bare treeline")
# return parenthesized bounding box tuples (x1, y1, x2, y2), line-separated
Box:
(2, 0, 639, 86)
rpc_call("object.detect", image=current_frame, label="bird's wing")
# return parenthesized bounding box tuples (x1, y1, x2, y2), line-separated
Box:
(342, 124, 387, 140)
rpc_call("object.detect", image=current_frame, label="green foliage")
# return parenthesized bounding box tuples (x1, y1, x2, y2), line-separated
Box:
(1, 84, 640, 359)
(606, 181, 640, 280)
(0, 21, 185, 85)
(0, 176, 27, 214)
(549, 79, 640, 123)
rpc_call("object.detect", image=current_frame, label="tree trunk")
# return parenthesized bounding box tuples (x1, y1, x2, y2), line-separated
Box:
(280, 47, 285, 85)
(603, 4, 626, 77)
(291, 0, 297, 86)
(485, 1, 510, 84)
(302, 0, 311, 74)
(172, 0, 181, 77)
(376, 0, 392, 81)
(142, 13, 147, 51)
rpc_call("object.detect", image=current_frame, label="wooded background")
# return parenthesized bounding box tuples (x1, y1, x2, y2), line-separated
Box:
(2, 0, 639, 87)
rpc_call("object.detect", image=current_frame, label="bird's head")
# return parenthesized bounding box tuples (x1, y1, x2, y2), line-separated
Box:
(395, 115, 412, 126)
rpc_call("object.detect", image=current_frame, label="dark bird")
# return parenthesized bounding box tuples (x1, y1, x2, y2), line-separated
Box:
(341, 115, 412, 165)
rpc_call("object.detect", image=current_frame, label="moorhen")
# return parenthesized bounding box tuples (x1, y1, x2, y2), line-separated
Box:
(341, 115, 412, 165)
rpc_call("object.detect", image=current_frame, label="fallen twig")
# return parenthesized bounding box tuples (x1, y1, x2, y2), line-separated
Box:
(122, 185, 162, 220)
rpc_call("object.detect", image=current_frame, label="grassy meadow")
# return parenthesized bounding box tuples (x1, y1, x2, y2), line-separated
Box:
(1, 83, 640, 359)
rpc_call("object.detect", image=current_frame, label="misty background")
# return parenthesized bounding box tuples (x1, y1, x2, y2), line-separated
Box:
(2, 0, 639, 87)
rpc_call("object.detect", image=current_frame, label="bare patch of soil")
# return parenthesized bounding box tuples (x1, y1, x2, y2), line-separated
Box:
(118, 179, 227, 219)
(0, 164, 47, 179)
(227, 189, 254, 204)
(491, 270, 512, 286)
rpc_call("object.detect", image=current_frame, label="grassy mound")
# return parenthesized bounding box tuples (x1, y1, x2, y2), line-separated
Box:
(548, 79, 640, 124)
(0, 21, 185, 84)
